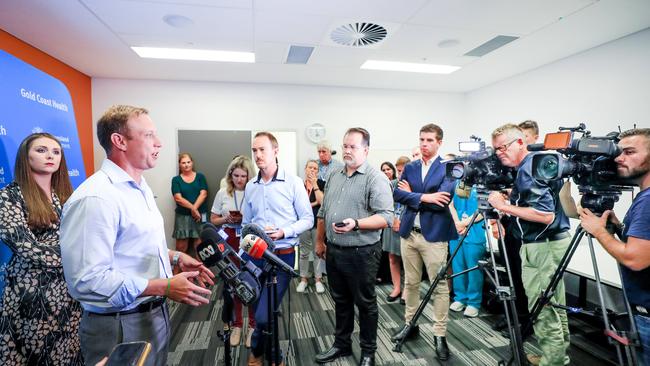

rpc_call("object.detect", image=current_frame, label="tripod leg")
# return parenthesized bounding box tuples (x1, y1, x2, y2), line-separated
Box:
(486, 219, 526, 366)
(392, 211, 482, 352)
(587, 234, 632, 365)
(523, 228, 586, 335)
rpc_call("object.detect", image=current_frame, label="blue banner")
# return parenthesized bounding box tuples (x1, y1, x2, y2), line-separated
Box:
(0, 50, 87, 291)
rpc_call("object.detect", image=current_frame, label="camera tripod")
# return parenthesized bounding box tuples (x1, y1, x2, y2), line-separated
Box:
(392, 187, 527, 366)
(519, 224, 639, 365)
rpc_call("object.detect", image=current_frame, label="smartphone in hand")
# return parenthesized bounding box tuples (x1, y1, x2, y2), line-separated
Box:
(106, 341, 151, 366)
(334, 222, 347, 228)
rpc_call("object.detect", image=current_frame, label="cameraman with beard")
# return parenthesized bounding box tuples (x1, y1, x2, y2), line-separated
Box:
(487, 124, 571, 366)
(580, 128, 650, 365)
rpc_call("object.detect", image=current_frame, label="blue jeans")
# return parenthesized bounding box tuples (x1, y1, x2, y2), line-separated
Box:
(635, 314, 650, 366)
(242, 251, 295, 359)
(449, 240, 486, 308)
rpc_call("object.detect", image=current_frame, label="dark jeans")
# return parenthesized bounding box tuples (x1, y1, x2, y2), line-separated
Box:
(635, 314, 650, 366)
(242, 251, 295, 359)
(326, 242, 381, 355)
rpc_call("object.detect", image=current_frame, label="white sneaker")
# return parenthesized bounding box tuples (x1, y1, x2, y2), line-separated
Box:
(296, 281, 308, 293)
(315, 281, 325, 294)
(449, 301, 466, 312)
(464, 305, 479, 318)
(245, 327, 255, 348)
(230, 327, 242, 346)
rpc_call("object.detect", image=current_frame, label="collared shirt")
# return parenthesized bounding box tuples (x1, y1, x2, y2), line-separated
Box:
(510, 153, 570, 243)
(318, 161, 394, 247)
(60, 159, 171, 313)
(414, 155, 437, 228)
(318, 158, 344, 181)
(242, 166, 313, 249)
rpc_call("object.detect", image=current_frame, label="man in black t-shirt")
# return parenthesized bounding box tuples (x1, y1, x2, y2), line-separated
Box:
(580, 128, 650, 365)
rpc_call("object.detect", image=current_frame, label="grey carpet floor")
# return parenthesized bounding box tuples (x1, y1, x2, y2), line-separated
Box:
(167, 278, 617, 365)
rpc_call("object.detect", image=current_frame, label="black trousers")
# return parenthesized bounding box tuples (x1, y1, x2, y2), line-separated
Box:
(326, 241, 382, 355)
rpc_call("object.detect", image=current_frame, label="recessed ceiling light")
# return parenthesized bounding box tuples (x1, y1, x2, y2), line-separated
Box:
(163, 14, 194, 28)
(438, 39, 460, 48)
(131, 47, 255, 63)
(360, 60, 460, 74)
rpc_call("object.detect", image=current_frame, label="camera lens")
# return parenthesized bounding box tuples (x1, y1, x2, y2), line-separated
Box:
(451, 163, 465, 179)
(535, 154, 559, 180)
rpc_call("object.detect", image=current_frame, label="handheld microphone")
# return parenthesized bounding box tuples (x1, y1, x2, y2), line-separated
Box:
(240, 234, 298, 277)
(198, 224, 261, 305)
(526, 143, 545, 152)
(242, 223, 276, 251)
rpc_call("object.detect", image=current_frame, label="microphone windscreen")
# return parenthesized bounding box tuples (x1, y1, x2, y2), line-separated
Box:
(196, 241, 225, 267)
(200, 224, 226, 245)
(241, 223, 275, 250)
(241, 234, 267, 259)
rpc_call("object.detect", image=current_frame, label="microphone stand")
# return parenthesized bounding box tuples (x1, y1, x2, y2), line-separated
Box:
(218, 282, 234, 366)
(262, 262, 282, 366)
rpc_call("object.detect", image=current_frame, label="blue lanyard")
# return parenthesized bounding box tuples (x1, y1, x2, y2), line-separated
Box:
(233, 190, 245, 211)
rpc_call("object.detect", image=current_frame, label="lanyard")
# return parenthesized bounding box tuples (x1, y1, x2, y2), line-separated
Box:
(233, 190, 245, 211)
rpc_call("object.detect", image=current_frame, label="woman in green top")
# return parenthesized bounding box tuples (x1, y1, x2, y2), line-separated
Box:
(171, 153, 208, 261)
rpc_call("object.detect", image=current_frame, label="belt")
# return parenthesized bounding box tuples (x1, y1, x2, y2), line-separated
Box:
(412, 226, 422, 234)
(524, 231, 570, 245)
(273, 247, 295, 255)
(328, 242, 378, 250)
(88, 298, 166, 317)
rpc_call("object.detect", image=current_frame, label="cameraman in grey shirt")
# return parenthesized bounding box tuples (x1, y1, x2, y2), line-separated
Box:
(314, 127, 393, 366)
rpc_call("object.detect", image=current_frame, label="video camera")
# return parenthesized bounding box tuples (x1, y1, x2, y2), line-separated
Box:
(530, 123, 635, 213)
(445, 136, 516, 191)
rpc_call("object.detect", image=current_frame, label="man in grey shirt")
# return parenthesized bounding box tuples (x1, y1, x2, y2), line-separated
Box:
(314, 127, 393, 366)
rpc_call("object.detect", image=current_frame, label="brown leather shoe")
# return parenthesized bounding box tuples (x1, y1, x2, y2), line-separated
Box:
(247, 353, 263, 366)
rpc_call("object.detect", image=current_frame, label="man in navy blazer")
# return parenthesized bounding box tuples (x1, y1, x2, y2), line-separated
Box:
(391, 123, 457, 361)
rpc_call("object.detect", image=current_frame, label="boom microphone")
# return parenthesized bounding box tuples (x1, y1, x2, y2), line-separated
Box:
(198, 224, 261, 305)
(241, 223, 276, 251)
(240, 234, 298, 277)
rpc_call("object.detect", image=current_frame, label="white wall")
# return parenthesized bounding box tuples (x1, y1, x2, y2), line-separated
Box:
(464, 28, 650, 286)
(91, 27, 649, 286)
(91, 80, 464, 246)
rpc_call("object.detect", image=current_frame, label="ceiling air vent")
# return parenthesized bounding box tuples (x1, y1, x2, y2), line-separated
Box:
(330, 22, 387, 47)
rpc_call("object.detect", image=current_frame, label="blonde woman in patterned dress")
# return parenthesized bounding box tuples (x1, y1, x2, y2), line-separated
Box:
(0, 132, 82, 365)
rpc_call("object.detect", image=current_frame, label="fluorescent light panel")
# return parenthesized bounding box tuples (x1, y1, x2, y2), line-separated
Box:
(361, 60, 460, 74)
(131, 46, 255, 63)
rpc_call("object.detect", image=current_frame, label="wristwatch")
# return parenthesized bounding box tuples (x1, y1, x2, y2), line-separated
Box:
(172, 251, 181, 268)
(353, 219, 360, 231)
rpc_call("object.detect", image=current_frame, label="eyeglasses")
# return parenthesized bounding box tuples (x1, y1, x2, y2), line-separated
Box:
(495, 139, 519, 153)
(341, 144, 364, 151)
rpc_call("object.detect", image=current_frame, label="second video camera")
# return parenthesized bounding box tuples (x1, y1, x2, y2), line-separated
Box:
(445, 136, 515, 191)
(531, 123, 635, 213)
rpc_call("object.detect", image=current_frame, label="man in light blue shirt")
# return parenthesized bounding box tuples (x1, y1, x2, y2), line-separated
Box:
(60, 105, 214, 366)
(243, 131, 313, 366)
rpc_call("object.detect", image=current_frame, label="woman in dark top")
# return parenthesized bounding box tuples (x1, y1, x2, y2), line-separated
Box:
(171, 153, 208, 260)
(381, 161, 404, 302)
(0, 132, 82, 365)
(297, 160, 326, 294)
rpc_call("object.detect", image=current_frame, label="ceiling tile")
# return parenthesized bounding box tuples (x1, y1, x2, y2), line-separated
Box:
(410, 0, 597, 35)
(253, 0, 429, 23)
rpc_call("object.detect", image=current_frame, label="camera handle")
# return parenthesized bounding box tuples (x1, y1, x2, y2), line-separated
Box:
(520, 226, 639, 366)
(391, 191, 528, 365)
